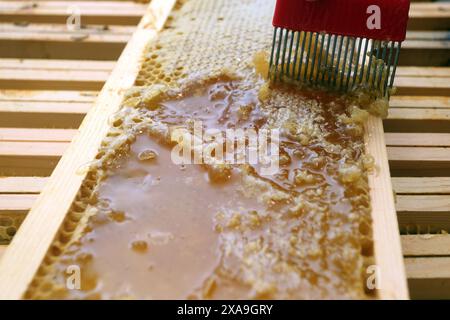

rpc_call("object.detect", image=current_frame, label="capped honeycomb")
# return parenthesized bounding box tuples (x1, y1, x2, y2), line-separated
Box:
(25, 0, 381, 299)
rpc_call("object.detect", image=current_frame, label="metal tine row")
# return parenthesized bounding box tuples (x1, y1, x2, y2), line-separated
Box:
(269, 27, 402, 98)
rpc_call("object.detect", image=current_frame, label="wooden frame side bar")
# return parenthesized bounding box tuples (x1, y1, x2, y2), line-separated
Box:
(0, 0, 408, 300)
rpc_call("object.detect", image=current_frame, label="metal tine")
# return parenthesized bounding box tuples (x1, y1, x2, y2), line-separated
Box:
(291, 31, 301, 81)
(280, 29, 290, 81)
(383, 41, 395, 96)
(273, 28, 284, 82)
(320, 33, 332, 85)
(338, 36, 350, 91)
(377, 41, 388, 93)
(388, 42, 401, 97)
(286, 30, 295, 78)
(303, 32, 313, 82)
(371, 40, 382, 88)
(314, 33, 326, 85)
(309, 32, 320, 83)
(270, 27, 399, 98)
(365, 39, 375, 85)
(332, 35, 344, 88)
(344, 38, 358, 91)
(327, 34, 338, 86)
(349, 37, 362, 91)
(269, 27, 278, 80)
(359, 38, 369, 85)
(297, 32, 307, 80)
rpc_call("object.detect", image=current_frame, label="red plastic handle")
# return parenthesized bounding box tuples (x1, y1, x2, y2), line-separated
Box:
(273, 0, 410, 42)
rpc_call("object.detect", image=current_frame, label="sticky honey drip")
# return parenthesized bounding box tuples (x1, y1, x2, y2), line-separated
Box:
(26, 0, 380, 299)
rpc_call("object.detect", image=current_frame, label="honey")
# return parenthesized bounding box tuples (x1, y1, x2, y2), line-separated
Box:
(30, 74, 375, 299)
(26, 0, 378, 300)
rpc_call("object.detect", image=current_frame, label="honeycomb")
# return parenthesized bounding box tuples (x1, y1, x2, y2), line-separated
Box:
(0, 214, 25, 244)
(25, 0, 380, 299)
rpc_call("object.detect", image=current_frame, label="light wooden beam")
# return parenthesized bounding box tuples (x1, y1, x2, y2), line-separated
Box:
(0, 1, 146, 26)
(393, 177, 450, 194)
(406, 257, 450, 299)
(364, 115, 409, 299)
(402, 234, 450, 257)
(0, 59, 113, 90)
(0, 177, 48, 194)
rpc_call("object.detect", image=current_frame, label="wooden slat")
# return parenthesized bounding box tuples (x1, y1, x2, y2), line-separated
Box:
(0, 157, 59, 177)
(0, 245, 6, 261)
(384, 108, 450, 133)
(0, 102, 88, 128)
(393, 67, 450, 96)
(388, 108, 450, 122)
(388, 147, 450, 173)
(0, 59, 115, 71)
(0, 142, 66, 176)
(0, 23, 134, 60)
(0, 141, 68, 157)
(397, 195, 450, 234)
(0, 128, 76, 142)
(401, 31, 450, 66)
(0, 59, 112, 90)
(385, 133, 450, 147)
(397, 195, 450, 213)
(0, 1, 146, 25)
(0, 195, 37, 212)
(4, 131, 448, 150)
(2, 135, 449, 177)
(408, 3, 450, 30)
(0, 89, 96, 128)
(2, 2, 442, 28)
(402, 235, 450, 257)
(0, 177, 47, 194)
(406, 257, 450, 299)
(393, 177, 450, 194)
(393, 77, 450, 96)
(4, 99, 448, 131)
(27, 179, 450, 210)
(395, 67, 450, 78)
